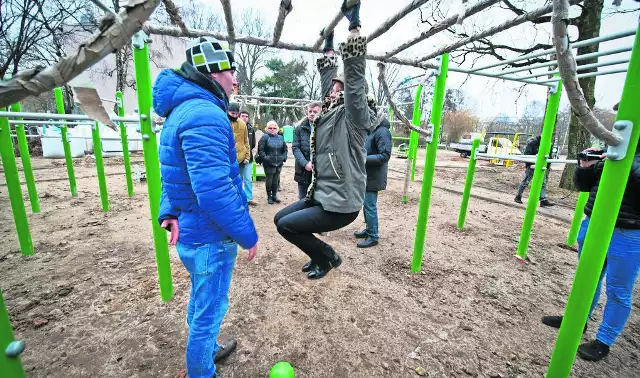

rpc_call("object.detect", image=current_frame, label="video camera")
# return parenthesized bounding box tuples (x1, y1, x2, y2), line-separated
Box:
(577, 148, 605, 161)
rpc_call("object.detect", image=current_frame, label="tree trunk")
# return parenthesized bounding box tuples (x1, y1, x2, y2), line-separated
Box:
(558, 0, 603, 190)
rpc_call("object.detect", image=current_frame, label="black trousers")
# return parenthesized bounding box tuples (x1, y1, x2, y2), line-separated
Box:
(274, 199, 359, 266)
(265, 166, 281, 197)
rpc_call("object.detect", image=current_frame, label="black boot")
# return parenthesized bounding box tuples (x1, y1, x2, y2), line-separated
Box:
(540, 199, 555, 207)
(541, 315, 587, 333)
(214, 337, 237, 362)
(272, 192, 282, 203)
(267, 192, 274, 205)
(307, 264, 332, 280)
(302, 260, 316, 273)
(354, 229, 367, 239)
(514, 195, 523, 204)
(357, 238, 379, 248)
(578, 339, 610, 361)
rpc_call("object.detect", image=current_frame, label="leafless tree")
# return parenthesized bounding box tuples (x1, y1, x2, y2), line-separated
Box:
(368, 62, 401, 106)
(301, 56, 321, 100)
(235, 9, 272, 96)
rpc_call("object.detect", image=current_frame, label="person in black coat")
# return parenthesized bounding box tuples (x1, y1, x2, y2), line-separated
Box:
(292, 102, 322, 199)
(354, 117, 392, 248)
(258, 120, 288, 204)
(514, 134, 555, 207)
(541, 142, 640, 362)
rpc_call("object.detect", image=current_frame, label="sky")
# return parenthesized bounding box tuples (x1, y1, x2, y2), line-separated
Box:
(189, 0, 638, 120)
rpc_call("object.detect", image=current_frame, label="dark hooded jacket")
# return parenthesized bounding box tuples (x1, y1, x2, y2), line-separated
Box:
(365, 118, 392, 191)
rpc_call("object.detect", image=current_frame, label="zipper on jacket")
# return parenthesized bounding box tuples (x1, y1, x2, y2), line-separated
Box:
(329, 153, 341, 179)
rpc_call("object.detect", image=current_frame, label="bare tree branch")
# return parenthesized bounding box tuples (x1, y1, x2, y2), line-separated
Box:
(551, 0, 621, 146)
(367, 0, 431, 43)
(272, 0, 292, 46)
(377, 62, 432, 137)
(0, 0, 162, 108)
(161, 0, 188, 34)
(219, 0, 236, 52)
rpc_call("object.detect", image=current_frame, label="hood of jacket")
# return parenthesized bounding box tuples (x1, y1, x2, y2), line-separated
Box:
(153, 62, 229, 118)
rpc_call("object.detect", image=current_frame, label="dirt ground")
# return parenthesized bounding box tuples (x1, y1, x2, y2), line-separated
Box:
(1, 149, 639, 378)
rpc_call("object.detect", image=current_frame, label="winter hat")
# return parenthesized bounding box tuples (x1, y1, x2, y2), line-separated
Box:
(228, 102, 241, 112)
(185, 36, 237, 74)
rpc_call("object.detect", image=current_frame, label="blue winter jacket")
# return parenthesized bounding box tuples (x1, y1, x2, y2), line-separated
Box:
(153, 65, 258, 249)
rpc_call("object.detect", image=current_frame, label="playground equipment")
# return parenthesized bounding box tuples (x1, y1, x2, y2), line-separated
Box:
(1, 0, 637, 376)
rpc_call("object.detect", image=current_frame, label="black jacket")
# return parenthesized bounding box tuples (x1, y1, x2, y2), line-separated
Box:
(523, 136, 552, 169)
(365, 119, 392, 192)
(247, 122, 257, 162)
(257, 133, 287, 173)
(574, 151, 640, 229)
(292, 119, 312, 185)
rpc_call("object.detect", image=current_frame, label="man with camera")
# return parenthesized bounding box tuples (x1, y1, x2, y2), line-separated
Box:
(541, 102, 640, 362)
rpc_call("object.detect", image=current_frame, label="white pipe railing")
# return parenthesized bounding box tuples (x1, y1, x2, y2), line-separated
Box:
(0, 111, 139, 123)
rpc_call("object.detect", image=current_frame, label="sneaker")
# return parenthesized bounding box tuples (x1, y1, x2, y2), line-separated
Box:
(578, 339, 610, 362)
(214, 337, 237, 362)
(354, 229, 368, 239)
(267, 197, 275, 205)
(540, 199, 555, 207)
(357, 238, 379, 248)
(514, 196, 523, 204)
(541, 315, 587, 333)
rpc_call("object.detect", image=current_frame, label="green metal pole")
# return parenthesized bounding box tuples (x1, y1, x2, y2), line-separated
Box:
(0, 111, 33, 256)
(388, 106, 394, 125)
(252, 161, 257, 182)
(91, 122, 109, 212)
(547, 24, 640, 378)
(411, 54, 449, 273)
(516, 80, 563, 260)
(10, 103, 40, 213)
(457, 138, 481, 230)
(116, 91, 134, 197)
(0, 289, 26, 378)
(54, 88, 78, 197)
(566, 191, 589, 246)
(132, 33, 174, 302)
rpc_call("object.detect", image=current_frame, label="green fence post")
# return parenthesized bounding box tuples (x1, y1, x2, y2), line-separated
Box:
(0, 111, 33, 256)
(116, 91, 134, 197)
(92, 122, 109, 212)
(457, 138, 481, 230)
(411, 54, 449, 273)
(10, 103, 40, 213)
(410, 85, 424, 181)
(388, 106, 394, 125)
(566, 191, 589, 246)
(547, 24, 640, 378)
(252, 161, 257, 182)
(54, 88, 78, 197)
(132, 32, 174, 302)
(0, 289, 26, 378)
(516, 80, 563, 261)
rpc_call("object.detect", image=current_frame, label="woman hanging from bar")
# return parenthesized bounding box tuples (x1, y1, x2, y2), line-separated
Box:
(274, 0, 377, 280)
(541, 102, 640, 361)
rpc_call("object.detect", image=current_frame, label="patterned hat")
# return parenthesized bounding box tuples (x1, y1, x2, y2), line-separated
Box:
(185, 36, 237, 74)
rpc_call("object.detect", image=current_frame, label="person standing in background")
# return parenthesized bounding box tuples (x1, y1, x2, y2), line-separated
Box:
(239, 109, 257, 206)
(293, 102, 322, 199)
(228, 102, 252, 207)
(258, 120, 288, 204)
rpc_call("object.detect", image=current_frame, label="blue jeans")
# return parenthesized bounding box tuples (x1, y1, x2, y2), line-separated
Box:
(239, 163, 253, 201)
(577, 218, 640, 346)
(177, 240, 238, 378)
(363, 191, 379, 241)
(516, 167, 548, 200)
(297, 183, 310, 200)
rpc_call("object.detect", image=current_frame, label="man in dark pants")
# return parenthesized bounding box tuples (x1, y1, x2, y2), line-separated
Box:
(274, 1, 377, 280)
(355, 117, 392, 248)
(292, 102, 322, 199)
(239, 110, 257, 206)
(514, 134, 555, 207)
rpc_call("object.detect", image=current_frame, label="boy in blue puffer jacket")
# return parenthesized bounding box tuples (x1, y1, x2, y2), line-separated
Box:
(154, 36, 259, 378)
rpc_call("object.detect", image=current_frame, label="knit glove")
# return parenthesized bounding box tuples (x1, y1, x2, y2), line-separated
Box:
(341, 0, 361, 31)
(319, 28, 335, 52)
